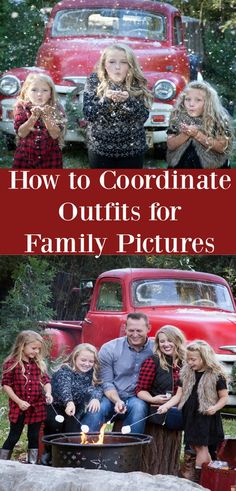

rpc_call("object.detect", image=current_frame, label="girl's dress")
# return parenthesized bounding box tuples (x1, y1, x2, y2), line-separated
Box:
(2, 358, 50, 424)
(83, 73, 149, 168)
(181, 371, 226, 447)
(13, 102, 65, 169)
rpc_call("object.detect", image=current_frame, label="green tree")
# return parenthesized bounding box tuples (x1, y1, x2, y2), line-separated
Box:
(0, 257, 56, 363)
(0, 0, 57, 73)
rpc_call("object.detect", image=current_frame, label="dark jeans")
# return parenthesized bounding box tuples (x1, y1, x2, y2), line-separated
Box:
(81, 395, 149, 433)
(88, 150, 144, 169)
(2, 413, 41, 450)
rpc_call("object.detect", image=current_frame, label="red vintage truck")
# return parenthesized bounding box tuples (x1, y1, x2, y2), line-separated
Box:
(0, 0, 202, 149)
(42, 268, 236, 406)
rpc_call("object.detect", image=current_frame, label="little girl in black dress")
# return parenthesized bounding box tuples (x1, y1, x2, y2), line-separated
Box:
(157, 340, 228, 481)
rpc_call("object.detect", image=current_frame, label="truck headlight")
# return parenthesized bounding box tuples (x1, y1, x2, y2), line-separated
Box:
(154, 80, 176, 100)
(0, 75, 21, 96)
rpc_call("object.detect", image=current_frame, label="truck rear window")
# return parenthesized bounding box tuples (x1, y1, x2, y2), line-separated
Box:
(132, 279, 234, 311)
(96, 281, 123, 311)
(52, 8, 167, 41)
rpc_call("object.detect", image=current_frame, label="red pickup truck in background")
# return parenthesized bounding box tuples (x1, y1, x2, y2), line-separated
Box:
(41, 268, 236, 406)
(0, 0, 202, 149)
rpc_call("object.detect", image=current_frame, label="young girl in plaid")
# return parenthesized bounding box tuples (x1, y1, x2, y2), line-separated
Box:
(13, 73, 66, 168)
(0, 330, 52, 463)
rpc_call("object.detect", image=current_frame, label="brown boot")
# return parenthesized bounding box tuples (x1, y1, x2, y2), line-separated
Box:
(0, 449, 12, 460)
(179, 452, 196, 480)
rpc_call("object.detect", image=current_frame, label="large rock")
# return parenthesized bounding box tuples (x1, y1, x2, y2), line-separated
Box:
(0, 461, 209, 491)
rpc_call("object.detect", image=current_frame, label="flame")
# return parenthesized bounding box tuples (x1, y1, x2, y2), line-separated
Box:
(80, 432, 89, 444)
(94, 423, 107, 445)
(80, 423, 107, 445)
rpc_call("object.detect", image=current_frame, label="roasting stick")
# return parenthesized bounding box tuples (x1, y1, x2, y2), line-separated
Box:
(50, 403, 89, 432)
(121, 409, 161, 434)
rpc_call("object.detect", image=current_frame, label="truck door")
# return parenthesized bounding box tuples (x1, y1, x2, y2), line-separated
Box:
(82, 278, 127, 348)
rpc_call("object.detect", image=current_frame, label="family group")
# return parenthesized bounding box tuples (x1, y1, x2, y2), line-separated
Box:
(12, 43, 234, 169)
(0, 312, 228, 483)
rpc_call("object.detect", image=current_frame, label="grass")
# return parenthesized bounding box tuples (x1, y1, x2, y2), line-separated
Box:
(1, 133, 235, 169)
(0, 390, 236, 463)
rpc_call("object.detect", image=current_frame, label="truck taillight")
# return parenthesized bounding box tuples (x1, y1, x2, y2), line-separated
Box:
(152, 115, 165, 123)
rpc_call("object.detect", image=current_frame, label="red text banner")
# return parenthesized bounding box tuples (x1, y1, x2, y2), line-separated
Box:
(0, 169, 234, 256)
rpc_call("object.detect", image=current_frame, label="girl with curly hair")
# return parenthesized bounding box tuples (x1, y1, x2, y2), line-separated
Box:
(166, 80, 234, 169)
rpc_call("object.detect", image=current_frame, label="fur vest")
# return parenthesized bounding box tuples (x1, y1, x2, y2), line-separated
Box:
(166, 113, 232, 169)
(178, 365, 219, 414)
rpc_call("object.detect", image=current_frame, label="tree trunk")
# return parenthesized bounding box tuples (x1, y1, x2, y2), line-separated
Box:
(142, 423, 182, 475)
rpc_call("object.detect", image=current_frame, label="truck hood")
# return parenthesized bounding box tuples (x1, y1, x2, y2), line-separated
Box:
(145, 307, 236, 354)
(36, 37, 189, 86)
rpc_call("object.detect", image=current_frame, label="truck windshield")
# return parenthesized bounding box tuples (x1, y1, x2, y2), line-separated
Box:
(132, 279, 235, 311)
(52, 8, 166, 41)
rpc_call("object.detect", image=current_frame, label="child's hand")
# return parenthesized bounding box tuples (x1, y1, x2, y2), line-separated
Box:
(41, 105, 54, 120)
(18, 400, 31, 411)
(180, 123, 199, 137)
(105, 90, 129, 103)
(45, 394, 53, 405)
(205, 405, 217, 415)
(87, 399, 100, 413)
(30, 106, 42, 119)
(65, 401, 76, 416)
(157, 403, 168, 414)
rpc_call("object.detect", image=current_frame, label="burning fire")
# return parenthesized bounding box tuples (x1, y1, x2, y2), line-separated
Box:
(80, 423, 107, 444)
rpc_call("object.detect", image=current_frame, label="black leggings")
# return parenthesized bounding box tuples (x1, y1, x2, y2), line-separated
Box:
(3, 413, 41, 450)
(88, 150, 144, 169)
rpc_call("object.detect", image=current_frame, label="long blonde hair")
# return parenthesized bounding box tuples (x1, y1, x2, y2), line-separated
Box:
(186, 340, 227, 378)
(96, 43, 152, 108)
(55, 343, 100, 385)
(154, 325, 186, 370)
(171, 80, 234, 147)
(3, 330, 47, 377)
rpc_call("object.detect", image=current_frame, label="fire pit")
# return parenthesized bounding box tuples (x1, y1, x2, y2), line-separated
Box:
(42, 432, 152, 472)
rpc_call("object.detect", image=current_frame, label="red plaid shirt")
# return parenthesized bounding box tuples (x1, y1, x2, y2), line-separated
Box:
(136, 357, 180, 395)
(13, 102, 64, 169)
(1, 358, 50, 423)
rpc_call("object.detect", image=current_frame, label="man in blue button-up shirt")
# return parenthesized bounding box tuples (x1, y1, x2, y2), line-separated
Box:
(81, 312, 154, 433)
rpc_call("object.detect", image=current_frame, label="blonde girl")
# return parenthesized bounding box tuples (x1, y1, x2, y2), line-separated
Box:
(0, 330, 52, 463)
(13, 73, 66, 169)
(83, 43, 152, 168)
(158, 340, 228, 481)
(136, 325, 186, 405)
(166, 80, 234, 169)
(43, 343, 102, 456)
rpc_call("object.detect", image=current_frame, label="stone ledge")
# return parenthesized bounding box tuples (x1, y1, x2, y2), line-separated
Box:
(0, 460, 209, 491)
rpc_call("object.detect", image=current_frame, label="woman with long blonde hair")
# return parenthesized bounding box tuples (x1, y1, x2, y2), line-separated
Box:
(136, 325, 186, 405)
